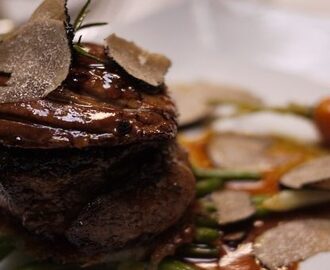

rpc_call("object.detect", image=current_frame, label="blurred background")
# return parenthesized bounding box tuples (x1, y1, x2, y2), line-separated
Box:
(0, 0, 329, 104)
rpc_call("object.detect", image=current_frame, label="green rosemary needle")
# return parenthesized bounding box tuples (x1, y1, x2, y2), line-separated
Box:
(78, 22, 108, 30)
(73, 44, 104, 63)
(73, 0, 91, 31)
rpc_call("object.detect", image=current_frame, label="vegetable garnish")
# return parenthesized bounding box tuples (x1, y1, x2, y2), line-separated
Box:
(314, 97, 330, 145)
(261, 190, 330, 212)
(193, 166, 261, 180)
(181, 125, 330, 270)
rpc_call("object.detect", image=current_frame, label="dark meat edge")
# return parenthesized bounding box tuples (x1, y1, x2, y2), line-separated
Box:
(0, 141, 168, 238)
(0, 144, 196, 265)
(0, 27, 193, 266)
(66, 144, 195, 254)
(0, 206, 195, 267)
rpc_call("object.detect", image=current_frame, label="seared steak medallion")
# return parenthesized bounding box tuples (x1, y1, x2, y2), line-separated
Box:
(0, 43, 195, 264)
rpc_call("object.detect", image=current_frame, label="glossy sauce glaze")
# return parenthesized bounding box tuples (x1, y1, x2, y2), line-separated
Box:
(0, 44, 177, 148)
(178, 132, 324, 270)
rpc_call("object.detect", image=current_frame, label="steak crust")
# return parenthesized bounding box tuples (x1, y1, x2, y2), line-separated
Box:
(0, 142, 166, 238)
(0, 43, 196, 264)
(67, 144, 195, 254)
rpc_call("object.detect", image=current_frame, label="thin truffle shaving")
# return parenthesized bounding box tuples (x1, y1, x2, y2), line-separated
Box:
(0, 20, 71, 104)
(31, 0, 67, 21)
(281, 155, 330, 190)
(106, 34, 171, 87)
(210, 190, 256, 225)
(254, 219, 330, 270)
(0, 0, 71, 104)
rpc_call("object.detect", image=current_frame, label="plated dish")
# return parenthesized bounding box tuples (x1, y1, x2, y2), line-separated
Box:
(1, 1, 330, 270)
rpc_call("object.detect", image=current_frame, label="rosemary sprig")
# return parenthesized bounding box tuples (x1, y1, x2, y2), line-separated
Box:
(73, 0, 108, 32)
(78, 22, 108, 30)
(77, 35, 82, 45)
(72, 0, 108, 62)
(73, 44, 104, 63)
(73, 0, 91, 31)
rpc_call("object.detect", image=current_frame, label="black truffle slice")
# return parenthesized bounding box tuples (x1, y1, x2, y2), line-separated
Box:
(254, 219, 330, 270)
(0, 0, 71, 104)
(210, 190, 256, 225)
(105, 34, 171, 87)
(281, 156, 330, 190)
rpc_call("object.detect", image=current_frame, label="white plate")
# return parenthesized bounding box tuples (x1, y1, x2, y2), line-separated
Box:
(1, 0, 330, 269)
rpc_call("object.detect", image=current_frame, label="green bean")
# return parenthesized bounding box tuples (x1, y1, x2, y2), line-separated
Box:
(193, 167, 261, 180)
(178, 244, 219, 258)
(199, 200, 217, 213)
(0, 235, 15, 260)
(195, 216, 219, 228)
(251, 195, 271, 217)
(255, 206, 270, 217)
(73, 44, 104, 63)
(194, 227, 220, 244)
(159, 259, 196, 270)
(73, 0, 91, 31)
(251, 195, 270, 205)
(196, 178, 223, 197)
(262, 190, 330, 212)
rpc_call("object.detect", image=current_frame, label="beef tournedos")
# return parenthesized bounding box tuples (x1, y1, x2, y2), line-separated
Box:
(0, 43, 195, 264)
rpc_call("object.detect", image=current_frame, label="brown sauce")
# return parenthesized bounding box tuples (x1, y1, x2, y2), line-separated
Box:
(179, 131, 324, 270)
(0, 43, 177, 149)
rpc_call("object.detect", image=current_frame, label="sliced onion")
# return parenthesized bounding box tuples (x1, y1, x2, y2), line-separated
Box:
(262, 190, 330, 212)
